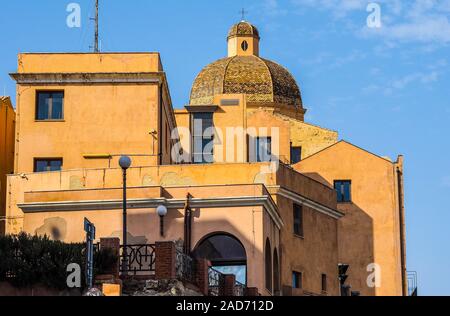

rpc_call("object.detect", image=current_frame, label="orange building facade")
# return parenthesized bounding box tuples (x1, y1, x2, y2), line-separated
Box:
(3, 21, 407, 296)
(0, 97, 15, 235)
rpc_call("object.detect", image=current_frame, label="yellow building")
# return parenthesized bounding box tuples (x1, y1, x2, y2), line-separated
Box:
(4, 21, 407, 296)
(0, 96, 15, 235)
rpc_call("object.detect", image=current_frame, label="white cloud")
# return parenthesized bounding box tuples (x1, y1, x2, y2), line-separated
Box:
(292, 0, 369, 18)
(291, 0, 450, 44)
(363, 70, 440, 96)
(362, 15, 450, 43)
(263, 0, 288, 16)
(330, 50, 366, 68)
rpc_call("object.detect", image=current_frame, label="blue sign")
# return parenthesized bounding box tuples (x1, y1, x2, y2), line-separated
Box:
(84, 218, 96, 289)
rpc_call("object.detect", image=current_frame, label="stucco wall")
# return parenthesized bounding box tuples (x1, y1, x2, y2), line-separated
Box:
(0, 97, 15, 235)
(17, 53, 162, 74)
(289, 120, 338, 160)
(19, 183, 269, 291)
(276, 196, 339, 296)
(295, 141, 405, 296)
(6, 162, 340, 295)
(12, 53, 174, 173)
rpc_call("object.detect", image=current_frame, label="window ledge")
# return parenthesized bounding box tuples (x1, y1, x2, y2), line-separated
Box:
(294, 234, 305, 240)
(35, 120, 65, 122)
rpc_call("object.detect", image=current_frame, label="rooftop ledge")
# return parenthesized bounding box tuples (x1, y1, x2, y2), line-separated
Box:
(9, 162, 341, 218)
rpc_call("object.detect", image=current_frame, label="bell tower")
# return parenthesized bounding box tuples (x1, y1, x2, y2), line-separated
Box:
(227, 21, 260, 57)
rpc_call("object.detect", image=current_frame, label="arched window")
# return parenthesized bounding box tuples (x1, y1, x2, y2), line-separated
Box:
(265, 239, 272, 293)
(193, 233, 247, 284)
(273, 248, 280, 295)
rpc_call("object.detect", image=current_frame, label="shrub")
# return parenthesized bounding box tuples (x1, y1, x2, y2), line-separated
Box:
(0, 233, 118, 290)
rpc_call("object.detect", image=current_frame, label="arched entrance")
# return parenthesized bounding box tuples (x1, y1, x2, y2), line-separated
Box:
(193, 233, 247, 284)
(273, 248, 280, 295)
(265, 239, 272, 293)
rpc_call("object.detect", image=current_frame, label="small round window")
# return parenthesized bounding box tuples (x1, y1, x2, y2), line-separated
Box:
(241, 40, 249, 51)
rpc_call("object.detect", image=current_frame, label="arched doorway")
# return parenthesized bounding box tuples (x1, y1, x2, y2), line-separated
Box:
(265, 239, 272, 293)
(193, 233, 247, 284)
(273, 248, 280, 295)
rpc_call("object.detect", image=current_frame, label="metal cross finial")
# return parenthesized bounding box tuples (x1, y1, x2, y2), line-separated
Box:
(240, 8, 248, 21)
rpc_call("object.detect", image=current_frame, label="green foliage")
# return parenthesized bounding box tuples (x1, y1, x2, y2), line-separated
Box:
(93, 246, 118, 275)
(0, 233, 118, 290)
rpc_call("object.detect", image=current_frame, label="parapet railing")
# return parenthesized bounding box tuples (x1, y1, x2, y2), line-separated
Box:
(119, 244, 156, 275)
(176, 250, 196, 283)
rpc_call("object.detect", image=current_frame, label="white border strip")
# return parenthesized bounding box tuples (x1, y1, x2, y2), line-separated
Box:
(18, 195, 284, 229)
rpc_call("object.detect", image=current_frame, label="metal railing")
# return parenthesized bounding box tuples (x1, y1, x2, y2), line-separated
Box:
(176, 250, 196, 283)
(407, 271, 418, 296)
(208, 268, 225, 296)
(234, 280, 246, 297)
(119, 244, 156, 275)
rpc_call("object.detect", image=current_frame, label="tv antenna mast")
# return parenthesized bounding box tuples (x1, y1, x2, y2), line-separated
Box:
(90, 0, 99, 52)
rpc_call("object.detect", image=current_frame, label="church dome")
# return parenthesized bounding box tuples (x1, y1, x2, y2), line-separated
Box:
(189, 55, 303, 108)
(228, 21, 260, 39)
(189, 21, 303, 109)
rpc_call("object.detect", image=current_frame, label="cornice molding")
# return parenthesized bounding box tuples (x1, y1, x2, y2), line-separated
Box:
(270, 186, 344, 219)
(18, 195, 284, 229)
(9, 72, 163, 85)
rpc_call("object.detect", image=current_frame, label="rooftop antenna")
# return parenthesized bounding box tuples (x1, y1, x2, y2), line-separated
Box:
(90, 0, 99, 52)
(240, 8, 248, 22)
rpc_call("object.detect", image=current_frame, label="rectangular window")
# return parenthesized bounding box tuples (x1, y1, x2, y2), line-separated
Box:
(290, 145, 302, 164)
(256, 137, 272, 162)
(322, 274, 327, 293)
(293, 204, 304, 237)
(192, 113, 214, 164)
(220, 99, 240, 106)
(34, 158, 63, 172)
(292, 271, 303, 289)
(36, 91, 64, 120)
(334, 180, 352, 203)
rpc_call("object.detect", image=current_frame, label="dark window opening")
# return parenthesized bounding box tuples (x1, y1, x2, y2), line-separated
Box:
(290, 146, 302, 164)
(265, 239, 272, 293)
(334, 180, 352, 203)
(273, 249, 280, 295)
(36, 91, 64, 120)
(293, 204, 304, 237)
(34, 158, 63, 173)
(241, 40, 249, 51)
(256, 137, 272, 162)
(322, 274, 328, 292)
(292, 271, 303, 289)
(193, 233, 247, 285)
(192, 113, 214, 164)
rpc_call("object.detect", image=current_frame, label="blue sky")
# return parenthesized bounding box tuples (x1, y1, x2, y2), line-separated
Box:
(1, 0, 449, 295)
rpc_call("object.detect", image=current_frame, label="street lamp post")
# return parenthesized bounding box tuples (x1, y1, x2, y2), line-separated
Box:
(157, 205, 168, 237)
(119, 156, 132, 274)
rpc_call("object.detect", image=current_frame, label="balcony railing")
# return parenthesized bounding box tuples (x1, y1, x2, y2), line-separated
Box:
(176, 250, 196, 283)
(234, 280, 246, 297)
(208, 268, 225, 296)
(407, 271, 418, 296)
(119, 244, 156, 275)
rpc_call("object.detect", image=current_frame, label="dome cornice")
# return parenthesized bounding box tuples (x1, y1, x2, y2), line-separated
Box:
(189, 55, 303, 108)
(228, 21, 260, 40)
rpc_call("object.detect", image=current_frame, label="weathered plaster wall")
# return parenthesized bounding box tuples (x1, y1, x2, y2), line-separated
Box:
(17, 53, 163, 74)
(12, 53, 174, 173)
(295, 141, 405, 296)
(275, 196, 339, 296)
(289, 120, 338, 160)
(0, 97, 15, 235)
(6, 162, 340, 295)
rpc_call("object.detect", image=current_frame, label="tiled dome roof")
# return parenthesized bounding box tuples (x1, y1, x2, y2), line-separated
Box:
(189, 55, 303, 108)
(228, 21, 260, 39)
